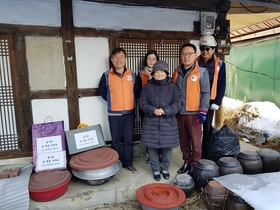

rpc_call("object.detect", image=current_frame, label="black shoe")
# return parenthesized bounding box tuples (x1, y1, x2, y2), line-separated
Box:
(187, 167, 194, 176)
(161, 170, 170, 180)
(153, 171, 161, 181)
(146, 158, 150, 165)
(126, 166, 137, 173)
(177, 164, 191, 174)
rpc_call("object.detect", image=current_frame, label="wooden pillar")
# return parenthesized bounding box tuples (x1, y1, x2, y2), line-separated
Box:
(60, 0, 80, 129)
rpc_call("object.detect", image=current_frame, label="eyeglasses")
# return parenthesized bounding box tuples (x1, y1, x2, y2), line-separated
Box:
(181, 52, 196, 57)
(199, 46, 211, 52)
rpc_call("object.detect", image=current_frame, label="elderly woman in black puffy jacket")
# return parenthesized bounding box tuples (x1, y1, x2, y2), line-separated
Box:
(139, 60, 180, 181)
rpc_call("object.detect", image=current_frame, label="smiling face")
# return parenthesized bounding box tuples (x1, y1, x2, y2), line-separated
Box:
(153, 69, 167, 81)
(146, 54, 158, 69)
(111, 51, 126, 73)
(180, 46, 197, 69)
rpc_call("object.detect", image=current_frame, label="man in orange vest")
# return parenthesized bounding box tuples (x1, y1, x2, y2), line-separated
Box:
(99, 48, 140, 173)
(196, 35, 226, 159)
(172, 43, 210, 174)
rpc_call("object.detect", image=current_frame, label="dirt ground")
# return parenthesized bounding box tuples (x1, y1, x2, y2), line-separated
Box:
(91, 191, 208, 210)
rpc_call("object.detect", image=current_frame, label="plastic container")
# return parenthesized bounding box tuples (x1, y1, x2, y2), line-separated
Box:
(136, 183, 186, 210)
(29, 170, 72, 202)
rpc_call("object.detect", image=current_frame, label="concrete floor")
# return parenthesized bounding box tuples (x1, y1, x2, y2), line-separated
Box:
(26, 140, 259, 210)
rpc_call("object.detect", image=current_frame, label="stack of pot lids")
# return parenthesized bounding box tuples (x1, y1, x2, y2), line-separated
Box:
(29, 170, 72, 202)
(69, 147, 121, 181)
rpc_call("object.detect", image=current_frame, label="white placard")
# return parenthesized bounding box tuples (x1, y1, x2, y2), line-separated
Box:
(74, 130, 99, 149)
(36, 151, 66, 171)
(36, 135, 63, 153)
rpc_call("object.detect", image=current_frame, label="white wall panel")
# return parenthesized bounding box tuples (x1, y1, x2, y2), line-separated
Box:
(79, 96, 111, 142)
(32, 99, 69, 131)
(75, 37, 109, 88)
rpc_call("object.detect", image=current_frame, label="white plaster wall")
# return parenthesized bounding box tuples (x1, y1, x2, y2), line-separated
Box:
(0, 0, 199, 31)
(32, 99, 69, 131)
(0, 0, 61, 26)
(75, 37, 109, 88)
(79, 97, 111, 142)
(75, 37, 111, 140)
(26, 36, 66, 90)
(73, 1, 199, 31)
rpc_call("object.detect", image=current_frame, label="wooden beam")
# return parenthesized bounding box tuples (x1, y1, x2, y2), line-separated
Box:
(60, 0, 80, 129)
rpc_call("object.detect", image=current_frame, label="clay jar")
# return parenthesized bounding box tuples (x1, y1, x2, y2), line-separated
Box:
(192, 159, 220, 191)
(237, 151, 262, 174)
(203, 180, 228, 210)
(217, 157, 243, 175)
(174, 173, 195, 197)
(227, 191, 254, 210)
(256, 148, 280, 173)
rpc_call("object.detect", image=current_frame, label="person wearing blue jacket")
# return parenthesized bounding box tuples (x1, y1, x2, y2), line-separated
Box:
(196, 35, 226, 158)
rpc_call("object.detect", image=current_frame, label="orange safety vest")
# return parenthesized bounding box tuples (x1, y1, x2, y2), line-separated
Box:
(172, 63, 201, 111)
(107, 68, 135, 111)
(140, 70, 149, 87)
(196, 56, 220, 100)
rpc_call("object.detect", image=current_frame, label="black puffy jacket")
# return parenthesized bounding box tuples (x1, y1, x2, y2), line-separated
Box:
(139, 77, 180, 148)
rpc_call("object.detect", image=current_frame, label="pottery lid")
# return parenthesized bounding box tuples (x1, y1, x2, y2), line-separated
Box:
(69, 147, 119, 170)
(217, 157, 241, 167)
(237, 151, 261, 160)
(136, 183, 186, 209)
(195, 159, 219, 171)
(29, 170, 72, 192)
(256, 149, 280, 158)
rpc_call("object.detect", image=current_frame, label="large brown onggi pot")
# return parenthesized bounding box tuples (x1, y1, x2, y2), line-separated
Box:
(217, 157, 243, 175)
(237, 151, 262, 174)
(192, 159, 220, 191)
(256, 148, 280, 173)
(203, 180, 228, 210)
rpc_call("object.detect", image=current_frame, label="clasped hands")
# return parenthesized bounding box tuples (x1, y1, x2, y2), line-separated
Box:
(154, 108, 165, 116)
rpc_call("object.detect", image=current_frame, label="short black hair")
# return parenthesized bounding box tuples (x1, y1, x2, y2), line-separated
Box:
(109, 48, 126, 68)
(179, 43, 197, 54)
